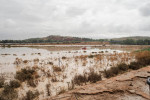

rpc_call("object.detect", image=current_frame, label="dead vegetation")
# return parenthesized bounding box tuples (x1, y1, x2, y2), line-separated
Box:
(53, 66, 62, 72)
(15, 68, 39, 87)
(104, 51, 150, 78)
(73, 71, 102, 86)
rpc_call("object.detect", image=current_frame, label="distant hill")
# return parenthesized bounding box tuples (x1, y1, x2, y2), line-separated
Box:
(24, 35, 94, 43)
(112, 36, 150, 41)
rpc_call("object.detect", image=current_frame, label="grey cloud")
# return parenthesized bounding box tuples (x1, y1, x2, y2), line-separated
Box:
(139, 3, 150, 16)
(0, 0, 150, 40)
(66, 7, 87, 17)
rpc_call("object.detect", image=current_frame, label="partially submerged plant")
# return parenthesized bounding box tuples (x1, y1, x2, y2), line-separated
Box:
(24, 90, 39, 100)
(0, 77, 4, 88)
(9, 80, 21, 88)
(53, 66, 62, 72)
(15, 68, 39, 87)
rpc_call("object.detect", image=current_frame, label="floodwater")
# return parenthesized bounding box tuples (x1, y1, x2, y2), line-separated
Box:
(0, 46, 124, 74)
(0, 46, 131, 98)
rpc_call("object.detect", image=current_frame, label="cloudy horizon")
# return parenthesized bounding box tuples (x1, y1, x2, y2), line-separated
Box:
(0, 0, 150, 40)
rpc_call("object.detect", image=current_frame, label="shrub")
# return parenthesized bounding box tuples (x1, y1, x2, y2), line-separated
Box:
(0, 77, 4, 88)
(104, 67, 120, 78)
(9, 80, 21, 88)
(73, 74, 87, 86)
(129, 62, 141, 70)
(88, 55, 94, 58)
(104, 64, 129, 78)
(104, 51, 150, 78)
(136, 51, 150, 66)
(73, 71, 102, 85)
(110, 67, 120, 75)
(3, 84, 14, 94)
(62, 56, 67, 59)
(104, 63, 130, 78)
(48, 62, 53, 65)
(1, 84, 18, 100)
(118, 63, 129, 71)
(15, 69, 35, 82)
(23, 60, 28, 64)
(27, 79, 36, 87)
(88, 71, 102, 83)
(24, 90, 39, 100)
(53, 66, 62, 72)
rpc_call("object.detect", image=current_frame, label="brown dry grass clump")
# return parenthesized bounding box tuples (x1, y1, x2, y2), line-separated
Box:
(62, 56, 67, 59)
(136, 51, 150, 66)
(53, 66, 62, 72)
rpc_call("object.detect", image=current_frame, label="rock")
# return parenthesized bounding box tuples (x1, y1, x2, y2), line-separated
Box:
(49, 66, 150, 100)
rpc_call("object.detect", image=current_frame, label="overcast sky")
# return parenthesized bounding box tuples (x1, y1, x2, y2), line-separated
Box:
(0, 0, 150, 40)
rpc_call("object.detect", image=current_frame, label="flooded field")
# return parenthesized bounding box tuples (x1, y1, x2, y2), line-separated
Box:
(0, 45, 149, 99)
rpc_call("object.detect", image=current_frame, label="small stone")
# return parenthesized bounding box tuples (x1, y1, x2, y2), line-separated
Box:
(129, 90, 135, 93)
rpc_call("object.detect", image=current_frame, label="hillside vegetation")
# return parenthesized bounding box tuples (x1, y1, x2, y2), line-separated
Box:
(0, 35, 94, 44)
(0, 35, 150, 45)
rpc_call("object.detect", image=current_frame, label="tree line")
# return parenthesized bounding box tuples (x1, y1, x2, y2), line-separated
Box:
(110, 39, 150, 45)
(0, 38, 150, 45)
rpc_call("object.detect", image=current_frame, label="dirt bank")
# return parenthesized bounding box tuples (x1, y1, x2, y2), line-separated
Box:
(48, 66, 150, 100)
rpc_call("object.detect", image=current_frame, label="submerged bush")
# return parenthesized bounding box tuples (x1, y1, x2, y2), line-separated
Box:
(1, 84, 18, 100)
(27, 79, 36, 87)
(24, 90, 39, 100)
(53, 66, 62, 72)
(9, 80, 21, 88)
(15, 68, 39, 87)
(3, 84, 15, 94)
(15, 68, 35, 82)
(0, 77, 5, 88)
(88, 55, 94, 58)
